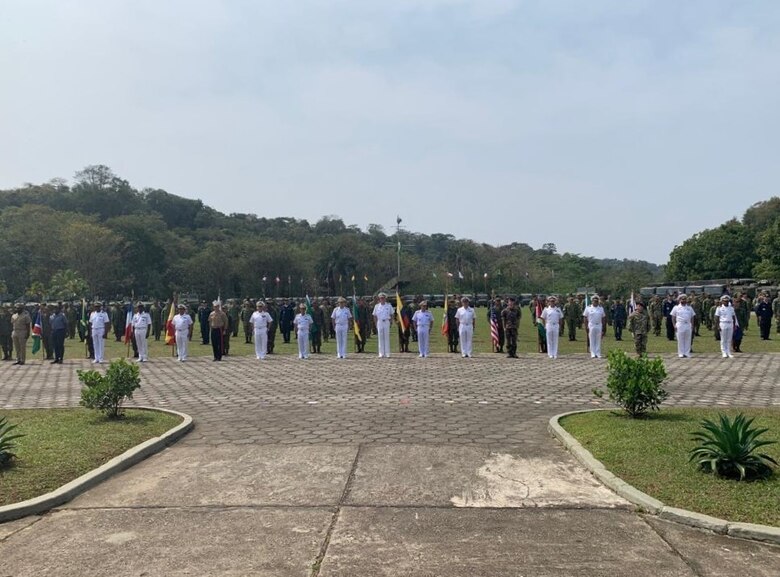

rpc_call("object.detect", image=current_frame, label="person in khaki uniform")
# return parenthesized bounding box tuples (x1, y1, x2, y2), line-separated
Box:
(208, 301, 230, 361)
(11, 304, 32, 365)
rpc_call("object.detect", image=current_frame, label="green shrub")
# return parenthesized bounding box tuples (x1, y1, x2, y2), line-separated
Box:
(0, 416, 24, 468)
(689, 413, 778, 481)
(593, 349, 668, 418)
(78, 358, 141, 418)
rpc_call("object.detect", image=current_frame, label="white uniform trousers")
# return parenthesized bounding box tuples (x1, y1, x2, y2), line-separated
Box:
(135, 328, 149, 361)
(254, 329, 268, 359)
(588, 325, 602, 358)
(176, 330, 189, 361)
(417, 328, 430, 357)
(92, 330, 105, 362)
(297, 330, 310, 359)
(676, 325, 692, 357)
(459, 325, 473, 357)
(719, 324, 734, 357)
(377, 321, 391, 357)
(546, 324, 560, 358)
(335, 325, 348, 358)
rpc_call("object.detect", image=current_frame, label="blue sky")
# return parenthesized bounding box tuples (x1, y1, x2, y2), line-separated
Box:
(2, 1, 778, 263)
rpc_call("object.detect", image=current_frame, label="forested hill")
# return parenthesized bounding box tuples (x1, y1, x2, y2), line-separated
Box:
(666, 198, 780, 281)
(0, 165, 662, 301)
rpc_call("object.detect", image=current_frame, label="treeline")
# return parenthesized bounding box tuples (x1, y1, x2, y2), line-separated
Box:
(666, 198, 780, 281)
(0, 165, 662, 301)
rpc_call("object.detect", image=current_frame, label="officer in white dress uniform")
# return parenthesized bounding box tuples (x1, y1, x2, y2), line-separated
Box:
(131, 302, 153, 362)
(671, 294, 696, 358)
(173, 304, 193, 361)
(715, 295, 738, 358)
(583, 296, 606, 358)
(455, 296, 476, 358)
(372, 293, 394, 358)
(89, 302, 111, 364)
(411, 300, 434, 357)
(250, 301, 273, 360)
(294, 303, 314, 359)
(331, 297, 353, 359)
(541, 296, 564, 359)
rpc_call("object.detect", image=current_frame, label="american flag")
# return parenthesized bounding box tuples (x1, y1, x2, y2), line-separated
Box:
(490, 303, 500, 350)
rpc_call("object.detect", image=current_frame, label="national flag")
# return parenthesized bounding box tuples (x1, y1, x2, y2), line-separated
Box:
(31, 309, 42, 354)
(458, 271, 464, 280)
(352, 293, 361, 339)
(78, 298, 88, 335)
(441, 292, 449, 336)
(165, 297, 177, 345)
(351, 274, 355, 282)
(629, 292, 636, 315)
(396, 291, 407, 333)
(535, 298, 544, 324)
(489, 303, 500, 349)
(338, 274, 342, 283)
(306, 295, 318, 335)
(123, 305, 133, 344)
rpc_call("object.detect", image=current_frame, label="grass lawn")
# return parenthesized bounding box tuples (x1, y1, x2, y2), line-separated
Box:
(560, 408, 780, 527)
(0, 408, 182, 507)
(32, 309, 779, 362)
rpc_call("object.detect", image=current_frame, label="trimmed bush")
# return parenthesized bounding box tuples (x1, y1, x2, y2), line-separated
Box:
(593, 349, 668, 418)
(689, 413, 777, 481)
(78, 358, 141, 418)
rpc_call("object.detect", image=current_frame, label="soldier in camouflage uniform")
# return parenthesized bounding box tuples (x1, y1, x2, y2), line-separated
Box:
(649, 295, 663, 336)
(0, 304, 13, 361)
(228, 300, 241, 338)
(446, 297, 459, 353)
(563, 295, 580, 341)
(65, 303, 77, 339)
(240, 300, 253, 344)
(773, 293, 780, 334)
(690, 294, 702, 336)
(627, 301, 650, 356)
(266, 300, 278, 354)
(701, 295, 713, 331)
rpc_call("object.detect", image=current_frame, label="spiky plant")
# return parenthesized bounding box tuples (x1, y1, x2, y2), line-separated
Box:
(0, 416, 25, 467)
(689, 413, 778, 481)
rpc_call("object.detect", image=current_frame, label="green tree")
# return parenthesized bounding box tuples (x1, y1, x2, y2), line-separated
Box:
(666, 220, 756, 281)
(49, 269, 90, 300)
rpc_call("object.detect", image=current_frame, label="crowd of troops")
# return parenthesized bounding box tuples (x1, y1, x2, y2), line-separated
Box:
(1, 290, 779, 365)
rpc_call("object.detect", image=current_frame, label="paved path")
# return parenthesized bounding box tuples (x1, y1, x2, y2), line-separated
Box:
(1, 353, 779, 576)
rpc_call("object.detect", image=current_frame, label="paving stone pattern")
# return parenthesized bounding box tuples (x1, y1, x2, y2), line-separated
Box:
(1, 353, 778, 448)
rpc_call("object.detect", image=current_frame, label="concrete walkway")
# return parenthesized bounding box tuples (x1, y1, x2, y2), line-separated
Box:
(1, 353, 779, 576)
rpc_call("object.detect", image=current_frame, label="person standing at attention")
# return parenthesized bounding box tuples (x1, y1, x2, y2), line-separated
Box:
(583, 295, 606, 359)
(89, 302, 111, 364)
(294, 303, 313, 359)
(250, 301, 273, 360)
(331, 297, 353, 359)
(412, 300, 434, 358)
(455, 296, 476, 358)
(671, 294, 696, 358)
(208, 301, 229, 361)
(132, 302, 153, 362)
(372, 292, 394, 358)
(715, 295, 738, 358)
(541, 296, 564, 359)
(173, 304, 194, 361)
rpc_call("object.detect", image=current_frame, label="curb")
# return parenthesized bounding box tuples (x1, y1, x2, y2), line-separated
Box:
(548, 409, 780, 546)
(0, 407, 193, 524)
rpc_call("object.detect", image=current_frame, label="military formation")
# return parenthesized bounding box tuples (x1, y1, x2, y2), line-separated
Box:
(1, 289, 778, 365)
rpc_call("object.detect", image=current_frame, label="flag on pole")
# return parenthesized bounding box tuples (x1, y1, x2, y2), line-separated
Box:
(441, 292, 449, 336)
(123, 305, 133, 344)
(396, 291, 407, 333)
(351, 274, 355, 282)
(79, 298, 88, 336)
(363, 274, 368, 281)
(165, 296, 177, 345)
(535, 298, 544, 325)
(490, 302, 500, 350)
(352, 293, 361, 339)
(629, 292, 636, 315)
(31, 309, 42, 354)
(458, 271, 464, 280)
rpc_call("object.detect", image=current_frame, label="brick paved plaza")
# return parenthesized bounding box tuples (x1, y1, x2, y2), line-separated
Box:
(1, 353, 779, 576)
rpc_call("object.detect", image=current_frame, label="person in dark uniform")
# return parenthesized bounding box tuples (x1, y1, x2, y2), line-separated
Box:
(228, 300, 240, 338)
(755, 293, 773, 340)
(65, 303, 77, 339)
(397, 300, 413, 353)
(49, 304, 68, 363)
(279, 298, 295, 343)
(150, 300, 162, 341)
(0, 304, 13, 361)
(208, 301, 229, 361)
(501, 296, 520, 358)
(662, 294, 676, 341)
(310, 299, 325, 354)
(354, 297, 371, 353)
(611, 298, 627, 341)
(197, 300, 211, 345)
(241, 300, 253, 344)
(446, 297, 459, 353)
(266, 300, 278, 354)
